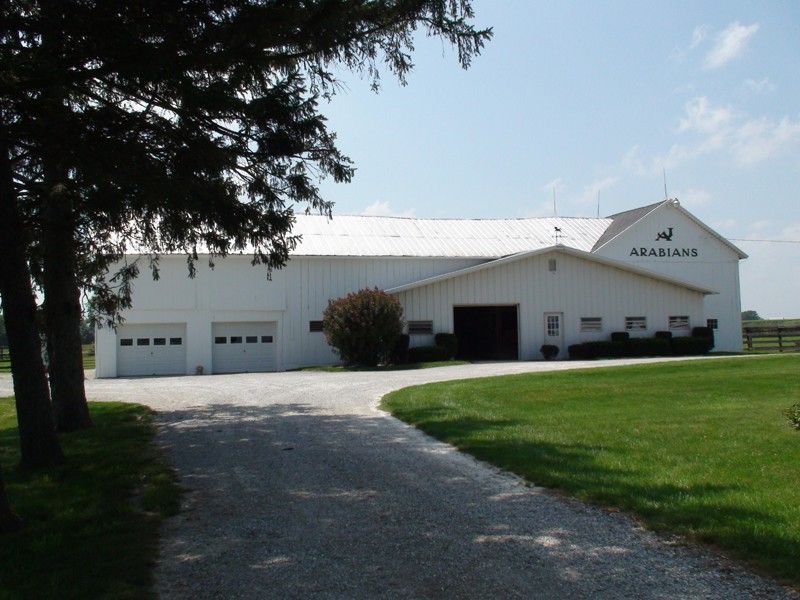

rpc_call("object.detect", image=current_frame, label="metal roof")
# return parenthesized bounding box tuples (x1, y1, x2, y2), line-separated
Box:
(290, 214, 613, 257)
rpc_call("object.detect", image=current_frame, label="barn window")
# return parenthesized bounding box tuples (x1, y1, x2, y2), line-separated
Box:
(214, 337, 227, 344)
(136, 338, 150, 346)
(309, 320, 324, 332)
(153, 338, 166, 346)
(230, 336, 242, 344)
(707, 318, 718, 330)
(546, 315, 560, 337)
(580, 317, 602, 332)
(548, 258, 557, 272)
(169, 337, 182, 345)
(261, 335, 273, 343)
(246, 336, 258, 343)
(668, 316, 690, 330)
(120, 338, 133, 347)
(408, 321, 433, 335)
(625, 316, 647, 331)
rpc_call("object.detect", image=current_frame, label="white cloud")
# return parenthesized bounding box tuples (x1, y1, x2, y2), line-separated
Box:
(744, 77, 775, 94)
(677, 97, 733, 133)
(360, 200, 415, 218)
(651, 96, 800, 169)
(541, 177, 565, 194)
(669, 25, 709, 61)
(731, 116, 800, 165)
(577, 176, 619, 207)
(691, 25, 709, 49)
(673, 188, 711, 208)
(704, 22, 759, 69)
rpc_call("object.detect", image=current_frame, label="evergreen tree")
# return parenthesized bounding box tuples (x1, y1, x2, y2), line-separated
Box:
(0, 138, 64, 468)
(1, 1, 490, 435)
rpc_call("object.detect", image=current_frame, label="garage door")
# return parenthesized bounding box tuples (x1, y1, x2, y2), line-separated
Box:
(212, 322, 277, 374)
(117, 323, 187, 377)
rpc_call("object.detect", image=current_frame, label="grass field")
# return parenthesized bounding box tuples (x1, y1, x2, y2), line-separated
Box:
(382, 355, 800, 584)
(0, 398, 180, 599)
(0, 343, 96, 373)
(297, 360, 469, 372)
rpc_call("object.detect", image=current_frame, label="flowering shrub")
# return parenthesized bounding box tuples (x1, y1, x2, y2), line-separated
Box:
(323, 288, 404, 366)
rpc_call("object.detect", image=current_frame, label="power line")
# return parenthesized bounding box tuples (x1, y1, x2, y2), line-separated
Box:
(729, 238, 800, 244)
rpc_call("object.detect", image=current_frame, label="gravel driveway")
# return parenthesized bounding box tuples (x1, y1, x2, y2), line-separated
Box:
(1, 356, 795, 599)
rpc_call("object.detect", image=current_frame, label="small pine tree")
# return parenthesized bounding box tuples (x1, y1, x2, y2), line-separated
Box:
(323, 289, 404, 367)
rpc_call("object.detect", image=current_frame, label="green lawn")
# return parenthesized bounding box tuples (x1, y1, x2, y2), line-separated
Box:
(297, 360, 470, 372)
(382, 355, 800, 584)
(0, 344, 95, 373)
(0, 398, 180, 599)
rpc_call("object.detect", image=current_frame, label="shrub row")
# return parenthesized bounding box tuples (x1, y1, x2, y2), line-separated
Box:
(434, 333, 458, 359)
(569, 334, 713, 360)
(408, 344, 451, 363)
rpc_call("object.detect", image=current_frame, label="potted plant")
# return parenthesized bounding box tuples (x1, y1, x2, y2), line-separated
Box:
(540, 344, 559, 360)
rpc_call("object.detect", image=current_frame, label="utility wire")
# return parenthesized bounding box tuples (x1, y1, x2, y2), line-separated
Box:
(729, 238, 800, 244)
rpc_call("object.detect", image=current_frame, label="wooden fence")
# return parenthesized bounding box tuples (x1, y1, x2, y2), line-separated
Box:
(742, 326, 800, 353)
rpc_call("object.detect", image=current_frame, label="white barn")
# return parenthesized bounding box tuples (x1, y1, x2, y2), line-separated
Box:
(94, 199, 746, 377)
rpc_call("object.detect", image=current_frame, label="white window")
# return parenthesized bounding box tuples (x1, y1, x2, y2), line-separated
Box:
(408, 320, 433, 335)
(668, 316, 690, 330)
(580, 317, 602, 332)
(707, 318, 718, 330)
(546, 315, 560, 336)
(625, 316, 647, 331)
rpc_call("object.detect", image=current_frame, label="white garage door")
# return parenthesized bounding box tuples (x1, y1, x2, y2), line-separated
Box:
(212, 322, 277, 374)
(117, 323, 187, 377)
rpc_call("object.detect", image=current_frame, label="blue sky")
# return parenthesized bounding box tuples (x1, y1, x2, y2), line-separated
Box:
(315, 1, 800, 318)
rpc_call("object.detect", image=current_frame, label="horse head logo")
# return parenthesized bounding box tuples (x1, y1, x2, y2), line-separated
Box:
(655, 227, 674, 242)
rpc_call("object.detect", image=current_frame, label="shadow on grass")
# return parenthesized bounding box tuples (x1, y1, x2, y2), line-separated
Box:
(149, 401, 796, 597)
(0, 401, 180, 599)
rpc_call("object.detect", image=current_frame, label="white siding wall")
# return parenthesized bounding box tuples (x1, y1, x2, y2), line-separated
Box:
(395, 251, 706, 360)
(594, 204, 743, 351)
(96, 254, 483, 376)
(281, 256, 484, 368)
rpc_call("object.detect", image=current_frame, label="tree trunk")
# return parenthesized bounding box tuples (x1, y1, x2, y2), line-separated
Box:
(42, 187, 92, 432)
(40, 0, 92, 433)
(0, 137, 64, 469)
(0, 464, 22, 534)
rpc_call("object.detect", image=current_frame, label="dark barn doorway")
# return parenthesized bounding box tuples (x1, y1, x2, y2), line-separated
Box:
(453, 306, 519, 360)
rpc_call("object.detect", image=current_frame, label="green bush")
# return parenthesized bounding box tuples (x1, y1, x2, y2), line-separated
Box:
(626, 337, 672, 357)
(408, 345, 450, 363)
(671, 335, 712, 356)
(434, 333, 458, 359)
(579, 341, 627, 359)
(784, 403, 800, 431)
(655, 330, 672, 341)
(390, 334, 410, 365)
(323, 288, 404, 366)
(568, 344, 586, 359)
(611, 331, 630, 343)
(540, 344, 559, 360)
(692, 326, 715, 350)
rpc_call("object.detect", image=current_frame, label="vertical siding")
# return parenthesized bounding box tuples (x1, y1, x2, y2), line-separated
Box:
(396, 251, 706, 359)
